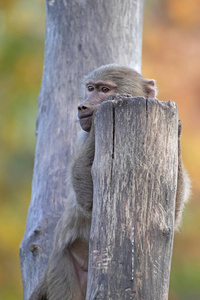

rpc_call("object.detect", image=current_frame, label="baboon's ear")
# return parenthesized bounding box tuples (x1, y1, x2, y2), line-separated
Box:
(145, 79, 157, 98)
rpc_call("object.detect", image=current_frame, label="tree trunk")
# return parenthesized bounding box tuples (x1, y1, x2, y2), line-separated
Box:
(19, 0, 145, 299)
(87, 97, 178, 300)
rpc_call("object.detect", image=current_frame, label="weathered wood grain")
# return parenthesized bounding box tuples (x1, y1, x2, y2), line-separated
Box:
(87, 97, 178, 300)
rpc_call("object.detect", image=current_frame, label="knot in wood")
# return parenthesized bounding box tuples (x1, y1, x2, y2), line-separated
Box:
(30, 243, 41, 256)
(162, 227, 171, 237)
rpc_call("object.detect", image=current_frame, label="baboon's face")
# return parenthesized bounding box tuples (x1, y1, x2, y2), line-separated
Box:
(78, 81, 116, 132)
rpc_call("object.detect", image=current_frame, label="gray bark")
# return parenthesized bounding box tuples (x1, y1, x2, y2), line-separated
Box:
(19, 0, 145, 299)
(87, 97, 178, 300)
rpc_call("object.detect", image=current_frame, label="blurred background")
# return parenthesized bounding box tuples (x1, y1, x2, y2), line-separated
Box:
(0, 0, 199, 299)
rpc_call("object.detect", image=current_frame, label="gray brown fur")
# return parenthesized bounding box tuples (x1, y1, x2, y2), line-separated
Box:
(31, 65, 190, 300)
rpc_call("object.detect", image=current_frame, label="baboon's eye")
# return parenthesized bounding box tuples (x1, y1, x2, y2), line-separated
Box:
(87, 85, 94, 92)
(101, 87, 110, 93)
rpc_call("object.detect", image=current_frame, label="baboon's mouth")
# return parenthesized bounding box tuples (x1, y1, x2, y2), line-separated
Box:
(79, 115, 93, 132)
(79, 114, 93, 120)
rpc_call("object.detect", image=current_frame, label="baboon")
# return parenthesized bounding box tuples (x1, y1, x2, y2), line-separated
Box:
(31, 64, 190, 300)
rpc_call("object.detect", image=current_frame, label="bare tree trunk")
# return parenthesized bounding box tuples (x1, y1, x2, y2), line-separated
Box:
(87, 97, 178, 300)
(19, 0, 145, 299)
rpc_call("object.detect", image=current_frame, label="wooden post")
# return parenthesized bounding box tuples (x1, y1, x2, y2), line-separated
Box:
(86, 97, 178, 300)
